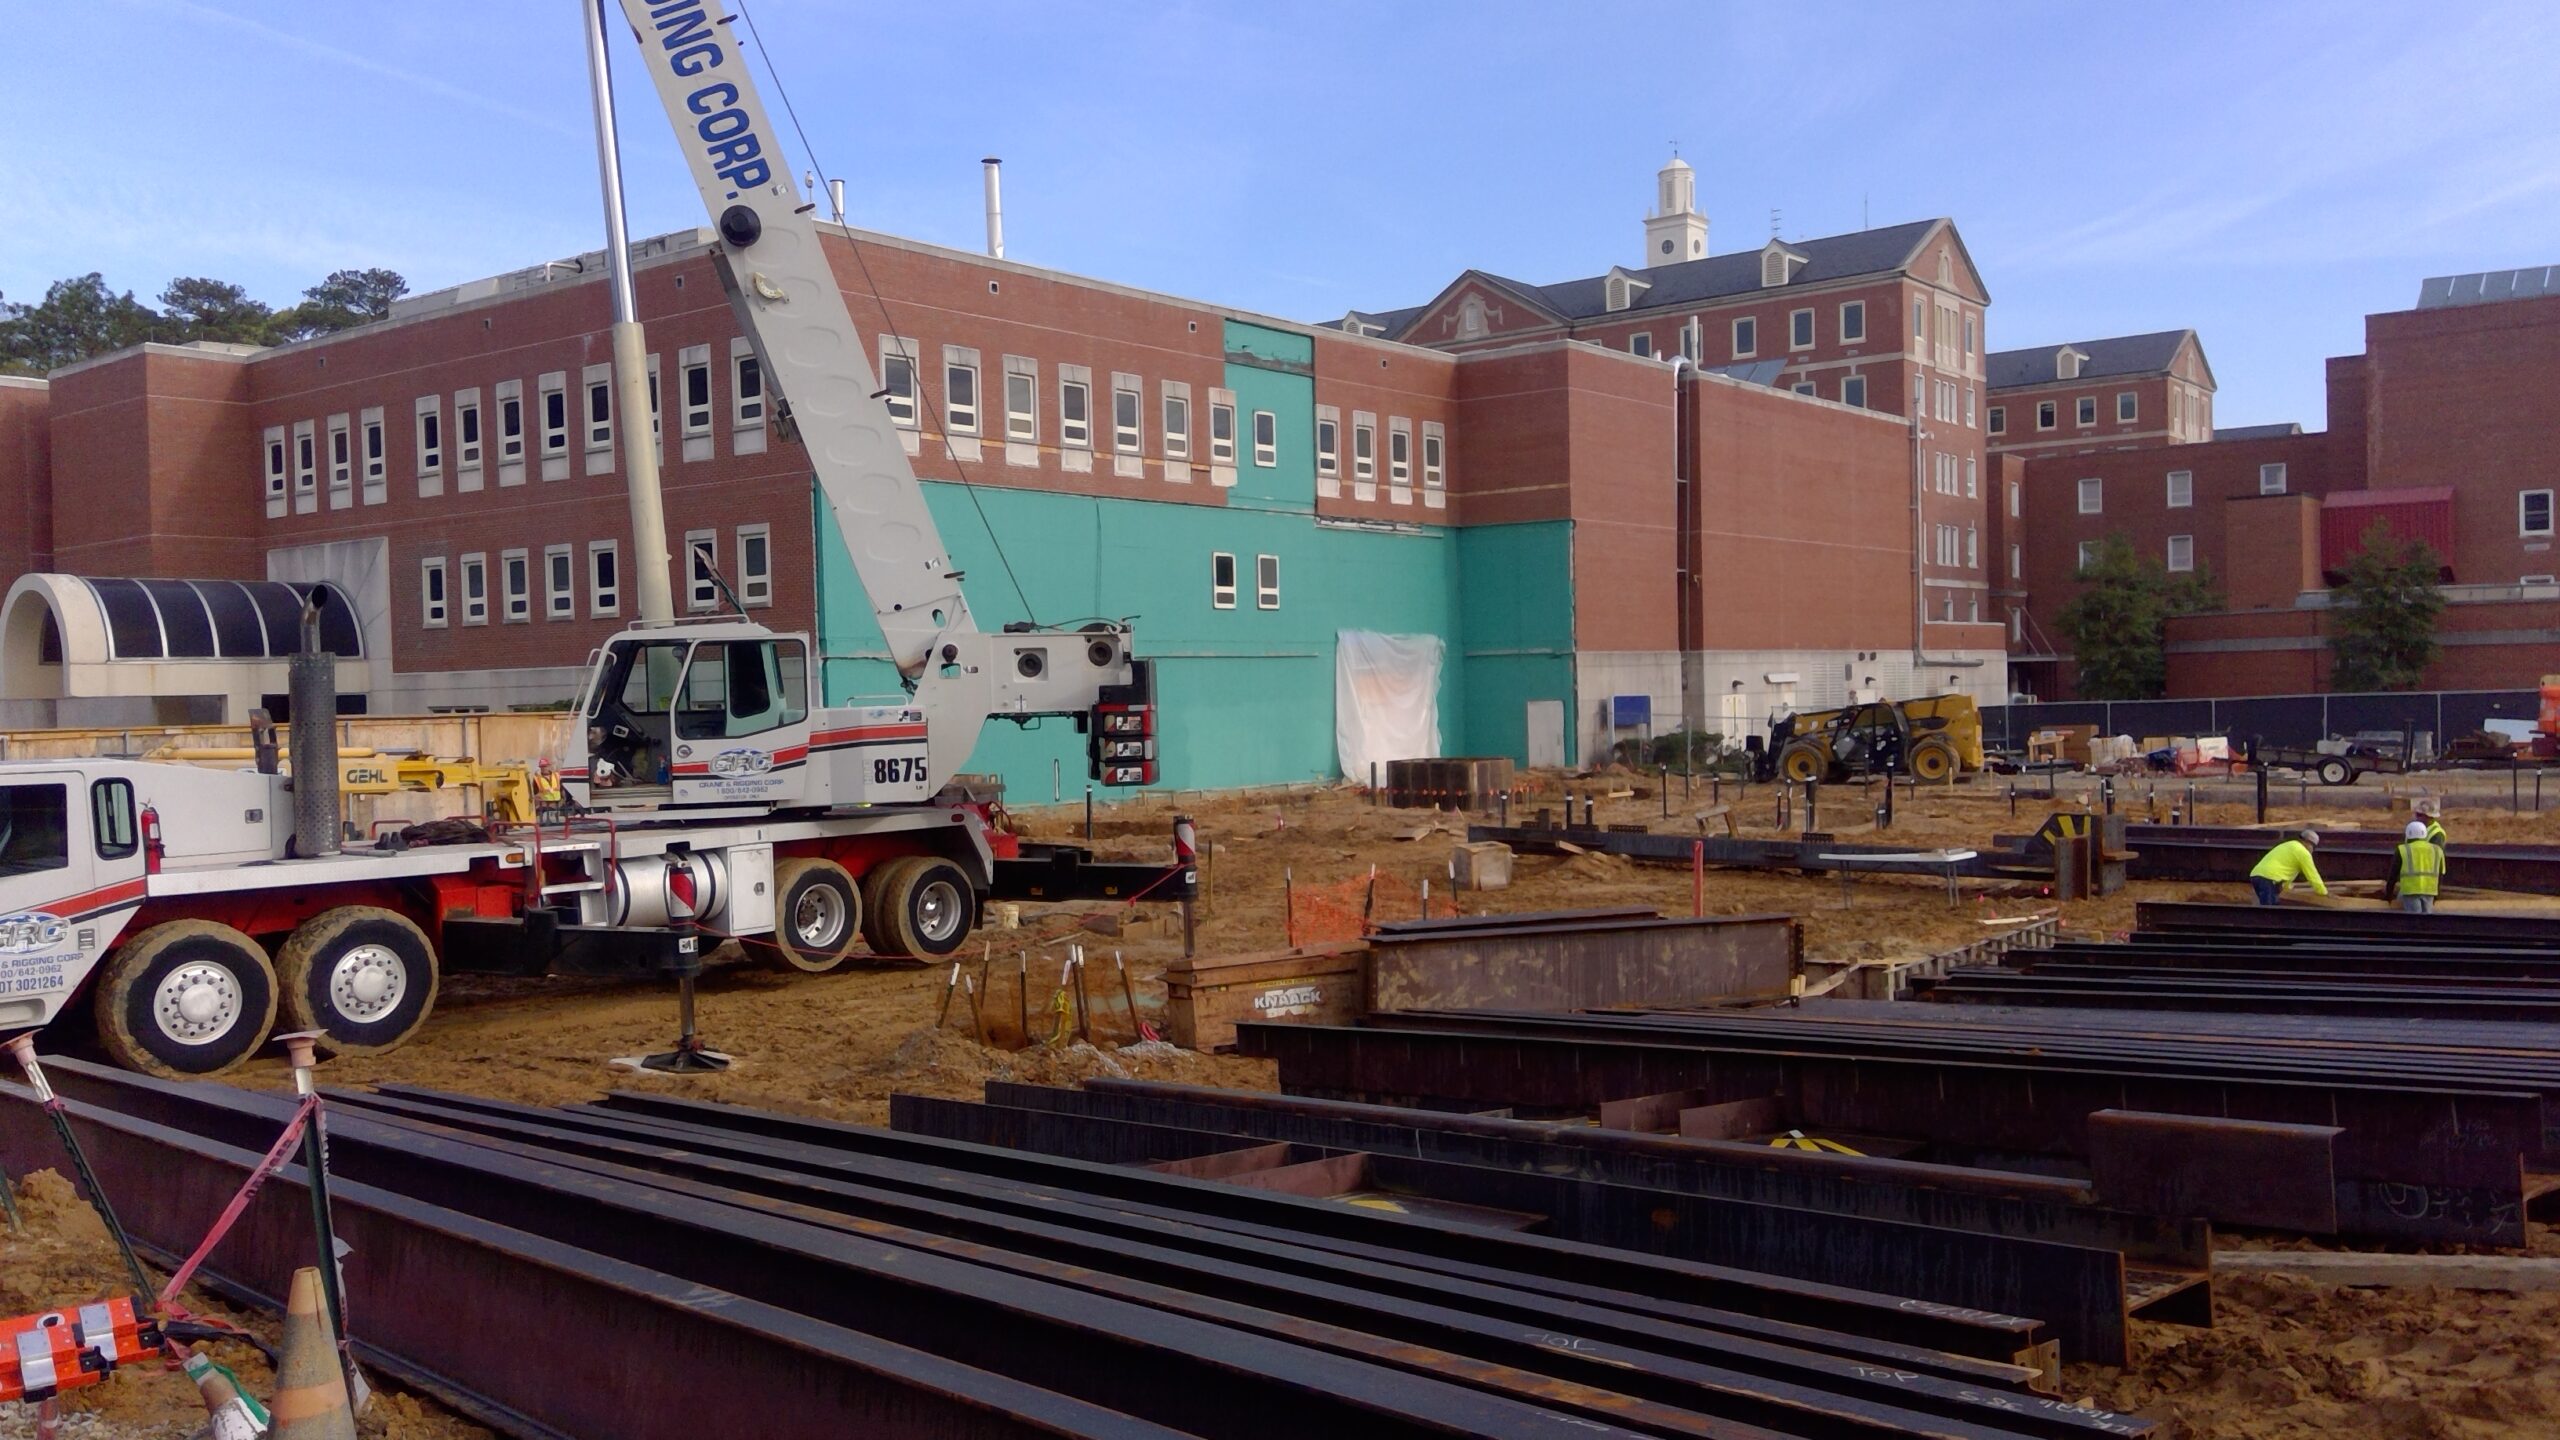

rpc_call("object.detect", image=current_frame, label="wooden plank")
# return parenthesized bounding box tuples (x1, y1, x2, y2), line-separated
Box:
(2215, 1251, 2560, 1290)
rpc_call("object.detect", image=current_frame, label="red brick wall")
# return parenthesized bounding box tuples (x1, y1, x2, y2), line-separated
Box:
(45, 349, 260, 581)
(1560, 348, 1678, 653)
(2166, 597, 2560, 697)
(1308, 331, 1460, 525)
(2322, 353, 2370, 492)
(1690, 379, 1914, 651)
(2363, 293, 2560, 585)
(0, 382, 51, 584)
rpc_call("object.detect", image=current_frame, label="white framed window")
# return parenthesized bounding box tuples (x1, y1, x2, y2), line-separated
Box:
(1913, 300, 1926, 341)
(459, 553, 487, 625)
(2036, 400, 2056, 431)
(1388, 418, 1412, 483)
(2077, 476, 2103, 514)
(737, 523, 772, 607)
(419, 556, 447, 628)
(1789, 308, 1814, 350)
(731, 337, 766, 442)
(1679, 317, 1702, 362)
(588, 540, 620, 618)
(1209, 391, 1236, 465)
(263, 425, 288, 515)
(1003, 354, 1037, 448)
(544, 543, 575, 620)
(1842, 375, 1867, 408)
(539, 372, 568, 456)
(327, 414, 351, 505)
(1963, 387, 1975, 427)
(1255, 553, 1280, 610)
(500, 548, 530, 624)
(2077, 540, 2099, 571)
(2166, 534, 2194, 572)
(1422, 422, 1446, 500)
(878, 336, 919, 428)
(583, 363, 613, 450)
(685, 529, 719, 612)
(1793, 381, 1817, 397)
(2166, 470, 2193, 508)
(1161, 382, 1191, 462)
(1059, 367, 1092, 450)
(2117, 391, 2137, 423)
(1839, 300, 1865, 343)
(1252, 409, 1277, 467)
(2010, 543, 2021, 580)
(680, 345, 714, 436)
(2008, 481, 2021, 518)
(1352, 413, 1376, 496)
(2522, 489, 2555, 537)
(1965, 455, 1977, 498)
(1629, 333, 1654, 358)
(1965, 525, 1978, 569)
(1731, 316, 1757, 358)
(2259, 462, 2288, 495)
(645, 352, 662, 458)
(1210, 551, 1237, 609)
(414, 397, 443, 495)
(1987, 405, 2005, 435)
(2011, 608, 2023, 642)
(496, 378, 525, 464)
(1113, 379, 1143, 453)
(360, 407, 386, 503)
(2075, 395, 2096, 428)
(454, 388, 483, 484)
(1915, 374, 1925, 413)
(1315, 405, 1341, 498)
(942, 347, 980, 436)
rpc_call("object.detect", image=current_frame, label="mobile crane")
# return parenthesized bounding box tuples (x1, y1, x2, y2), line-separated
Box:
(0, 1, 1172, 1078)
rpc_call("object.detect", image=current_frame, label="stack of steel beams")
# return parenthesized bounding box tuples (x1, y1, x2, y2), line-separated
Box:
(1922, 901, 2560, 1019)
(2011, 825, 2560, 895)
(0, 1058, 2158, 1439)
(1237, 1002, 2558, 1245)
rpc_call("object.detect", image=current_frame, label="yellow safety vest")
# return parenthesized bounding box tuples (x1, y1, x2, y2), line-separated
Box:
(2396, 840, 2444, 899)
(2425, 820, 2447, 847)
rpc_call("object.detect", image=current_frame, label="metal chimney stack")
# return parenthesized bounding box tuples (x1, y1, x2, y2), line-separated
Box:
(827, 178, 846, 226)
(981, 157, 1005, 259)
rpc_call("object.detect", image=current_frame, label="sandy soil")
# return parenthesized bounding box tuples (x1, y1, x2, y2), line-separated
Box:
(7, 775, 2558, 1437)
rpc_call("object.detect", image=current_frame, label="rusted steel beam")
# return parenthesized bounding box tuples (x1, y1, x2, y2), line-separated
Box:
(2133, 901, 2560, 948)
(0, 1082, 1173, 1440)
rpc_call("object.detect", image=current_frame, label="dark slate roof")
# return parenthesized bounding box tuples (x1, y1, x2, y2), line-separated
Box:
(1339, 219, 1946, 339)
(2210, 422, 2303, 440)
(1710, 359, 1789, 387)
(1985, 330, 2192, 389)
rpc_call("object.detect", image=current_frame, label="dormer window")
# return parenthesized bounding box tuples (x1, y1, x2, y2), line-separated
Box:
(2055, 347, 2085, 381)
(1457, 295, 1489, 338)
(1602, 268, 1652, 314)
(1758, 241, 1807, 288)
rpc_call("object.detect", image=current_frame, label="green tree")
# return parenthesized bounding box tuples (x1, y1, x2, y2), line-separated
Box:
(2057, 533, 2224, 699)
(155, 276, 277, 346)
(0, 274, 160, 374)
(2329, 521, 2444, 692)
(274, 267, 408, 340)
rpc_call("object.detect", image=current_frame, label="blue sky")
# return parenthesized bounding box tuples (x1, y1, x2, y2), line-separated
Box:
(9, 1, 2556, 428)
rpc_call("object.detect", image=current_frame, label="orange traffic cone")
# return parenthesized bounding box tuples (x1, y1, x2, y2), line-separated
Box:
(271, 1267, 355, 1440)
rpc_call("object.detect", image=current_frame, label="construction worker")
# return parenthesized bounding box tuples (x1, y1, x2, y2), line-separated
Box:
(2414, 801, 2448, 848)
(2390, 820, 2446, 914)
(2249, 829, 2326, 906)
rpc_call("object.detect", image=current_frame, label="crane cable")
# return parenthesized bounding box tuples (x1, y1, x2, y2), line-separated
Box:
(731, 1, 1041, 628)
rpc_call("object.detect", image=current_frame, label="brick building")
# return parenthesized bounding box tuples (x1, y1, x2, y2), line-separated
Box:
(1984, 331, 2217, 461)
(0, 161, 1982, 786)
(2010, 264, 2560, 700)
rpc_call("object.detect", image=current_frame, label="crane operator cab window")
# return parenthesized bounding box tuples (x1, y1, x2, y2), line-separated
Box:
(587, 638, 690, 789)
(675, 639, 808, 741)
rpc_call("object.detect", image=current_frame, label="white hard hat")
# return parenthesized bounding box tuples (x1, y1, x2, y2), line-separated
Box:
(2406, 821, 2430, 841)
(2299, 828, 2320, 846)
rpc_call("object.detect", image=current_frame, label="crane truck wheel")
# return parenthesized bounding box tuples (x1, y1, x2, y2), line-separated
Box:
(1909, 738, 1959, 783)
(868, 855, 977, 960)
(1777, 743, 1828, 784)
(754, 858, 863, 973)
(94, 920, 279, 1078)
(276, 907, 440, 1055)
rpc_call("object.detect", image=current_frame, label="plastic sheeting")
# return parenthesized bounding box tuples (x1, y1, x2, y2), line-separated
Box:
(1336, 630, 1443, 782)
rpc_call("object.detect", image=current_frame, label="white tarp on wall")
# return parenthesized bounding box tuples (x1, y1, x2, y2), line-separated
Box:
(1336, 630, 1443, 781)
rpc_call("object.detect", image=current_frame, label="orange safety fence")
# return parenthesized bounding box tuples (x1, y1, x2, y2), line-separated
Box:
(1285, 867, 1451, 949)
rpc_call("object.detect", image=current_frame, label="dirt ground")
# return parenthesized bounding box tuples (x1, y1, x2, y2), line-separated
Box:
(7, 774, 2559, 1436)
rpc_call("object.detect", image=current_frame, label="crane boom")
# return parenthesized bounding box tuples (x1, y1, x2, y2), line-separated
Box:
(608, 0, 1152, 786)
